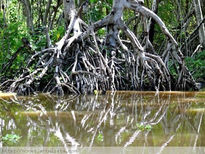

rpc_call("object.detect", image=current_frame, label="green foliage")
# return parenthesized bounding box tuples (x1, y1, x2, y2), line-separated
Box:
(94, 90, 98, 95)
(0, 12, 4, 27)
(136, 123, 152, 131)
(152, 1, 176, 48)
(97, 133, 103, 142)
(0, 0, 66, 77)
(185, 50, 205, 80)
(8, 0, 19, 23)
(51, 26, 65, 42)
(86, 1, 111, 22)
(2, 134, 21, 145)
(0, 21, 29, 76)
(0, 0, 32, 77)
(90, 0, 97, 3)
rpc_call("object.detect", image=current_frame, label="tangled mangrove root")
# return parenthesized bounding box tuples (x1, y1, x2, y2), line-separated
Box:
(0, 0, 198, 95)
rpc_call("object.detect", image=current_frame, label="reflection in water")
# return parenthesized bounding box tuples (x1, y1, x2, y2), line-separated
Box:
(0, 91, 205, 151)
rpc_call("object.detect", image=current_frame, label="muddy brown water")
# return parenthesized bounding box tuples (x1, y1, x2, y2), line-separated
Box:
(0, 91, 205, 148)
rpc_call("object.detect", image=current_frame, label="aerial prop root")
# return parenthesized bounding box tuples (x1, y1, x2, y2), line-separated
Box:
(3, 1, 198, 94)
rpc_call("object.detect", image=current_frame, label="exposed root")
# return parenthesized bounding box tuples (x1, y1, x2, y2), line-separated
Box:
(1, 0, 198, 95)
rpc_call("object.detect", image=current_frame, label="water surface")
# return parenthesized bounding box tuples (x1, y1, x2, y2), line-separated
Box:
(0, 91, 205, 148)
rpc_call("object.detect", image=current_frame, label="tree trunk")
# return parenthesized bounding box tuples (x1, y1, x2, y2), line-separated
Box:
(1, 0, 7, 27)
(21, 0, 34, 32)
(43, 0, 52, 26)
(63, 0, 76, 27)
(193, 0, 205, 48)
(149, 0, 159, 43)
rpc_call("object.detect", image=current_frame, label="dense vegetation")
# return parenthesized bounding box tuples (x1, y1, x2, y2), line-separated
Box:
(0, 0, 204, 95)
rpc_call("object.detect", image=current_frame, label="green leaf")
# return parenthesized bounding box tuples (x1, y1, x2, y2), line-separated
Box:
(145, 124, 152, 130)
(90, 0, 97, 3)
(97, 133, 103, 142)
(94, 90, 98, 95)
(2, 134, 21, 144)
